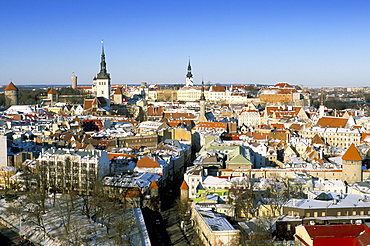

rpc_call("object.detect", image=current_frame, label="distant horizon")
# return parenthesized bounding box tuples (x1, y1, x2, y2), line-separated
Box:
(2, 82, 368, 90)
(2, 1, 370, 87)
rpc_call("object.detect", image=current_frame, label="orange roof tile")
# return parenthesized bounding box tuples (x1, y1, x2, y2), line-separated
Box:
(47, 88, 58, 94)
(342, 144, 362, 161)
(84, 99, 94, 110)
(4, 82, 18, 91)
(312, 134, 325, 145)
(150, 180, 159, 189)
(317, 117, 348, 128)
(275, 82, 293, 88)
(114, 88, 122, 95)
(136, 156, 160, 168)
(180, 180, 189, 190)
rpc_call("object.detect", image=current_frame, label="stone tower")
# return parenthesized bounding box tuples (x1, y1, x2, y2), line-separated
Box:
(342, 143, 362, 183)
(113, 87, 123, 104)
(71, 75, 77, 89)
(92, 41, 111, 107)
(47, 88, 59, 106)
(4, 82, 19, 107)
(185, 58, 194, 87)
(197, 80, 207, 122)
(150, 180, 159, 198)
(180, 180, 189, 201)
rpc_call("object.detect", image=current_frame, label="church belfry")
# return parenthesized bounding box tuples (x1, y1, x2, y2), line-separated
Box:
(185, 58, 194, 87)
(92, 40, 111, 107)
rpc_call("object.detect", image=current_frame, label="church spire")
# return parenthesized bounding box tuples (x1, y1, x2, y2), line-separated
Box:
(200, 79, 206, 101)
(185, 57, 194, 87)
(97, 40, 110, 79)
(187, 58, 192, 74)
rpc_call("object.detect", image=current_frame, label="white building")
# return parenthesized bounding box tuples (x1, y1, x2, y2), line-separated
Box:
(37, 148, 110, 192)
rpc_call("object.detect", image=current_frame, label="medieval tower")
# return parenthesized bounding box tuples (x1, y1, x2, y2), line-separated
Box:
(342, 143, 363, 183)
(4, 82, 19, 107)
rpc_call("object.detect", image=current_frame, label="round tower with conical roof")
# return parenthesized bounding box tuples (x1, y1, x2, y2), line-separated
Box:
(4, 82, 19, 107)
(180, 180, 189, 201)
(342, 143, 362, 183)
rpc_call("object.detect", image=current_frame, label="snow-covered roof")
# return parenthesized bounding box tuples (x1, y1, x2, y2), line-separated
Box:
(285, 193, 370, 209)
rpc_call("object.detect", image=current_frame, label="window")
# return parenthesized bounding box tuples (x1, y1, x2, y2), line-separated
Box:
(322, 212, 326, 217)
(314, 212, 318, 217)
(353, 211, 357, 216)
(305, 213, 310, 217)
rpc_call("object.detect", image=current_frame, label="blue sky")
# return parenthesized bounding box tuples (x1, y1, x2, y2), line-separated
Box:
(1, 1, 370, 87)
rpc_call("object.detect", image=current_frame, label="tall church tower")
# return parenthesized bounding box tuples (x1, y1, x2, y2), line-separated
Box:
(198, 80, 207, 122)
(185, 58, 194, 87)
(92, 41, 111, 106)
(342, 143, 362, 183)
(4, 82, 19, 107)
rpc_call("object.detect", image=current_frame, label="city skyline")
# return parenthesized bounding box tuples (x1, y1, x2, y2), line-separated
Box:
(2, 1, 370, 87)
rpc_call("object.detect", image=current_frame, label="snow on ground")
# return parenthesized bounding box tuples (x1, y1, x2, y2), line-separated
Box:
(0, 194, 149, 246)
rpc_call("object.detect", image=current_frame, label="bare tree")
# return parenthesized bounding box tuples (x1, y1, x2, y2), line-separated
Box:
(110, 212, 138, 246)
(175, 197, 191, 222)
(229, 178, 257, 219)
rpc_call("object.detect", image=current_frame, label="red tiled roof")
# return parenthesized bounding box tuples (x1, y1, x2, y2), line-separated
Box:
(271, 123, 285, 130)
(317, 117, 348, 128)
(84, 99, 94, 110)
(150, 180, 159, 189)
(108, 153, 136, 160)
(209, 85, 226, 92)
(4, 82, 18, 91)
(47, 88, 58, 94)
(275, 82, 293, 88)
(180, 180, 189, 190)
(312, 134, 325, 145)
(114, 88, 122, 95)
(136, 156, 160, 168)
(302, 224, 367, 242)
(342, 143, 362, 161)
(253, 132, 269, 140)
